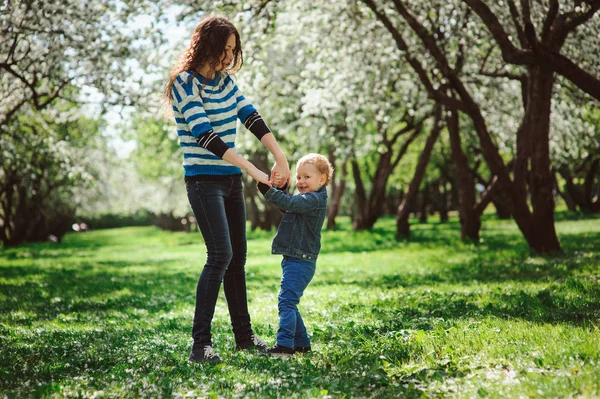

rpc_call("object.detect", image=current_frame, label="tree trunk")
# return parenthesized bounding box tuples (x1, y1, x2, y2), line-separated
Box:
(351, 159, 369, 230)
(326, 160, 346, 229)
(552, 170, 577, 212)
(583, 159, 600, 212)
(247, 192, 261, 231)
(492, 195, 512, 219)
(559, 164, 600, 213)
(437, 180, 449, 222)
(326, 149, 345, 229)
(525, 67, 561, 252)
(352, 117, 424, 231)
(397, 105, 442, 238)
(418, 186, 429, 223)
(370, 0, 564, 252)
(447, 107, 480, 241)
(559, 167, 586, 209)
(386, 188, 403, 216)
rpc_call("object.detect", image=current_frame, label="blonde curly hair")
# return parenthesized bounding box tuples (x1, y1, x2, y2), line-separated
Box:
(296, 153, 334, 186)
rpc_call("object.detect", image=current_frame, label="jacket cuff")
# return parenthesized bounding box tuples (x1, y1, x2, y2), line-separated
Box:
(257, 182, 270, 195)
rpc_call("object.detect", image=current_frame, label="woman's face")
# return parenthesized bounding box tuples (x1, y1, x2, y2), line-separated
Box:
(217, 33, 236, 72)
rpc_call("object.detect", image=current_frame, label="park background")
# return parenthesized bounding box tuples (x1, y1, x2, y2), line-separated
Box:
(1, 0, 599, 397)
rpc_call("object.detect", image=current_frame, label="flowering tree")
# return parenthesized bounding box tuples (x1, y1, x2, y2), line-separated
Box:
(0, 0, 160, 245)
(140, 0, 598, 245)
(0, 102, 104, 245)
(361, 0, 600, 253)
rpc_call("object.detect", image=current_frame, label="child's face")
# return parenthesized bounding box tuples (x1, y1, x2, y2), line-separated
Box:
(295, 163, 326, 194)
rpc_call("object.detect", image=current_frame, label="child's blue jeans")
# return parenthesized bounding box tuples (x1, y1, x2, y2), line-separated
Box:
(277, 256, 316, 348)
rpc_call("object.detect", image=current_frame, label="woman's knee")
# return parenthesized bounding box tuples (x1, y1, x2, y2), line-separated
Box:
(206, 250, 233, 269)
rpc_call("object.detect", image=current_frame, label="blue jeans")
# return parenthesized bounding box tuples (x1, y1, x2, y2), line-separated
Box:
(277, 256, 316, 348)
(186, 175, 253, 346)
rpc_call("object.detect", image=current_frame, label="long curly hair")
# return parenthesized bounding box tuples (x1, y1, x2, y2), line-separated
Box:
(163, 16, 243, 110)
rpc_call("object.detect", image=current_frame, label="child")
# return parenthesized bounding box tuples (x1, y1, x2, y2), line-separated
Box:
(258, 153, 333, 357)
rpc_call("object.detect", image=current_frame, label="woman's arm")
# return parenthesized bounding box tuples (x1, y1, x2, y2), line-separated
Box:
(230, 78, 289, 186)
(222, 149, 271, 185)
(260, 133, 290, 187)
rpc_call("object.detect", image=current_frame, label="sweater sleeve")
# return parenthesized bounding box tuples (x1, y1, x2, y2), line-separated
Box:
(227, 75, 271, 141)
(171, 75, 230, 158)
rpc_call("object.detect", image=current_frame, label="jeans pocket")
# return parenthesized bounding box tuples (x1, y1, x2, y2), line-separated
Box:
(195, 180, 225, 197)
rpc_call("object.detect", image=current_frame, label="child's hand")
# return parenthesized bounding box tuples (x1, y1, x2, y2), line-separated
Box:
(271, 172, 284, 187)
(271, 162, 291, 188)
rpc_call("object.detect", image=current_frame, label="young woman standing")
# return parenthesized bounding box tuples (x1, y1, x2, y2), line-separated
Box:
(164, 16, 290, 363)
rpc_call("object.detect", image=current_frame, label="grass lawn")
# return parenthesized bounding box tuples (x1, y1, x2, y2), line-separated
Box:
(1, 213, 599, 398)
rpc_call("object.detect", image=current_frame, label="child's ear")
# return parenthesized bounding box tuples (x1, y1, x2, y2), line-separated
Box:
(319, 173, 327, 186)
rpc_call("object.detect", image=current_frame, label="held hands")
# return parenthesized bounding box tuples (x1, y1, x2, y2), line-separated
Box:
(271, 172, 285, 188)
(270, 161, 290, 188)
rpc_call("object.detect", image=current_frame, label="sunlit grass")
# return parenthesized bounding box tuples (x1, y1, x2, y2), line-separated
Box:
(1, 213, 599, 398)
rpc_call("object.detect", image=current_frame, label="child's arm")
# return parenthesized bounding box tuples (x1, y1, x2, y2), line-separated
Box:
(257, 183, 321, 214)
(258, 182, 289, 214)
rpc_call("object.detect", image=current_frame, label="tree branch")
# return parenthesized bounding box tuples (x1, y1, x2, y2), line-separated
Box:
(463, 0, 536, 64)
(541, 0, 560, 42)
(541, 49, 600, 100)
(389, 112, 430, 147)
(392, 124, 423, 169)
(362, 0, 467, 112)
(506, 0, 528, 47)
(479, 70, 526, 82)
(565, 0, 600, 31)
(474, 175, 500, 215)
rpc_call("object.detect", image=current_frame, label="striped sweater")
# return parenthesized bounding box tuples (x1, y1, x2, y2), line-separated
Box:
(171, 70, 268, 177)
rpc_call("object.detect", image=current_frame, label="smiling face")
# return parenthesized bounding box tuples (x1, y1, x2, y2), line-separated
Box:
(217, 33, 237, 72)
(295, 163, 326, 194)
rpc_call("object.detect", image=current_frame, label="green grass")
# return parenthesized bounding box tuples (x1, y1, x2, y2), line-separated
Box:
(1, 212, 599, 398)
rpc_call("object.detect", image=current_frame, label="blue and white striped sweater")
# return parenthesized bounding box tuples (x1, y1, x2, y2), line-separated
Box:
(171, 71, 257, 176)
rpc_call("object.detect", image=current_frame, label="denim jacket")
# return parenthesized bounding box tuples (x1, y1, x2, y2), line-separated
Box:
(263, 185, 328, 261)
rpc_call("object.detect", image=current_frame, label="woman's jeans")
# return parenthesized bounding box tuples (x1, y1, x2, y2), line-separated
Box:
(186, 175, 253, 346)
(277, 256, 316, 348)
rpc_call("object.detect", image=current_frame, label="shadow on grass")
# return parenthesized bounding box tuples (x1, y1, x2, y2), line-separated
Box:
(323, 210, 599, 255)
(0, 261, 197, 324)
(366, 277, 600, 327)
(315, 216, 600, 327)
(2, 320, 426, 398)
(316, 252, 600, 327)
(322, 221, 600, 289)
(0, 322, 191, 394)
(0, 259, 278, 327)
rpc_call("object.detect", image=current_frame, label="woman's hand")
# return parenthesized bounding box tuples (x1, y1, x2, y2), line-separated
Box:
(258, 133, 289, 188)
(271, 161, 290, 188)
(249, 168, 271, 186)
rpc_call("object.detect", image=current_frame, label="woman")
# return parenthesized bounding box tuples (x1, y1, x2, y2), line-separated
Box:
(164, 16, 290, 363)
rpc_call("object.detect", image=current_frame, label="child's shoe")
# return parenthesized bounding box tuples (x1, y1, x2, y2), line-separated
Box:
(267, 344, 295, 358)
(236, 333, 269, 353)
(189, 345, 222, 364)
(294, 346, 311, 353)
